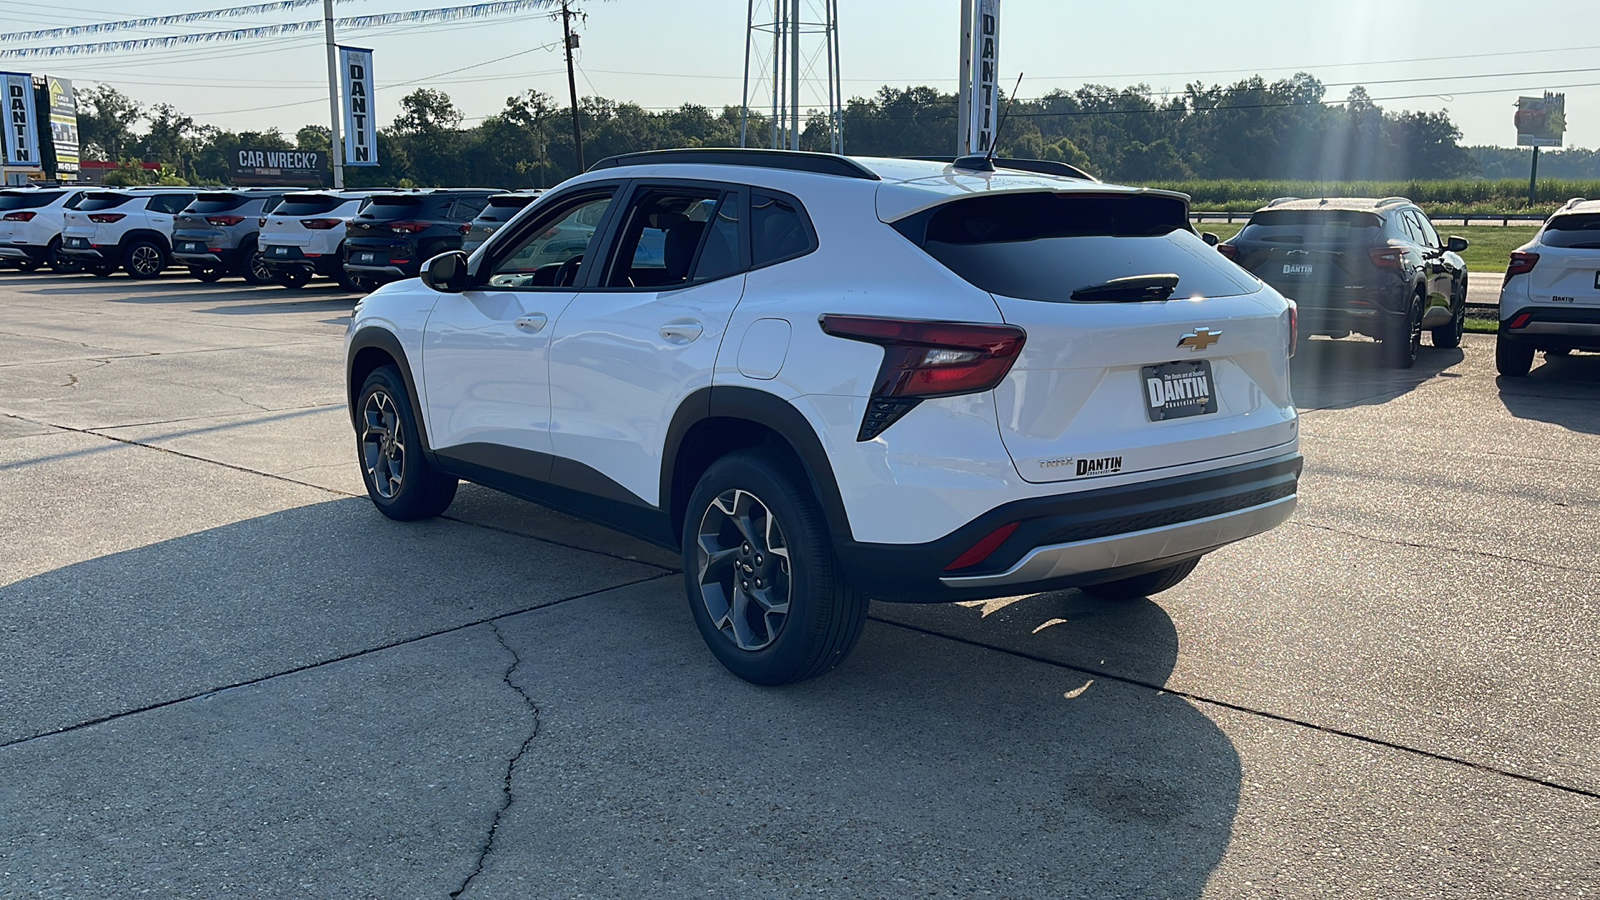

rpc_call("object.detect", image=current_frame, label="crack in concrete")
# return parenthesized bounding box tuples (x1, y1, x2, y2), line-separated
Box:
(1287, 519, 1599, 576)
(451, 623, 541, 899)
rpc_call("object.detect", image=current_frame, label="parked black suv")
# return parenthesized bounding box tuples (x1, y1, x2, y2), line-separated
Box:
(1217, 197, 1470, 367)
(342, 189, 498, 287)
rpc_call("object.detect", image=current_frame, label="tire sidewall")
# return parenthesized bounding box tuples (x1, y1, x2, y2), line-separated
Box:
(356, 366, 435, 519)
(123, 240, 165, 279)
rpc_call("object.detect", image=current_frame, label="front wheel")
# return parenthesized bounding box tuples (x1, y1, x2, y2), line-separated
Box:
(189, 266, 224, 283)
(123, 240, 165, 279)
(274, 267, 311, 289)
(47, 239, 82, 274)
(1496, 335, 1535, 377)
(242, 251, 274, 285)
(1079, 557, 1201, 601)
(90, 262, 116, 278)
(355, 365, 458, 520)
(14, 255, 41, 273)
(683, 450, 867, 685)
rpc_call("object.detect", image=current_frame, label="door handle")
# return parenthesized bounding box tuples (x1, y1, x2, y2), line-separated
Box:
(659, 320, 703, 343)
(514, 314, 548, 333)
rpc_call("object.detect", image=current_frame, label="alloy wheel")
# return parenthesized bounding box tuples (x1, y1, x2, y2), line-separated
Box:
(360, 389, 405, 499)
(130, 245, 162, 276)
(695, 488, 792, 652)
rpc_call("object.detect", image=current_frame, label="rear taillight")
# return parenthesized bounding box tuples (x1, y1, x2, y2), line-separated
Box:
(945, 522, 1021, 571)
(206, 215, 246, 226)
(3, 211, 36, 221)
(389, 221, 428, 234)
(459, 223, 472, 235)
(1506, 310, 1534, 330)
(301, 218, 342, 230)
(1368, 246, 1405, 272)
(1505, 251, 1540, 281)
(1285, 301, 1298, 359)
(258, 217, 267, 227)
(1215, 243, 1239, 261)
(87, 213, 125, 223)
(820, 314, 1027, 441)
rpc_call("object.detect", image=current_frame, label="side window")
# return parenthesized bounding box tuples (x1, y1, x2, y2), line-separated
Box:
(1391, 212, 1420, 244)
(154, 194, 192, 214)
(1410, 210, 1440, 248)
(693, 194, 742, 282)
(751, 191, 815, 267)
(452, 196, 488, 220)
(485, 191, 614, 289)
(262, 195, 284, 214)
(603, 187, 728, 289)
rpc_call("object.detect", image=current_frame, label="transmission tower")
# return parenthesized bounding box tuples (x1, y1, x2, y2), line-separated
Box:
(741, 0, 842, 153)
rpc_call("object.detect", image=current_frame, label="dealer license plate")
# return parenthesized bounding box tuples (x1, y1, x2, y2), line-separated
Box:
(273, 246, 289, 255)
(179, 241, 202, 253)
(1142, 360, 1218, 422)
(358, 252, 376, 262)
(64, 237, 88, 249)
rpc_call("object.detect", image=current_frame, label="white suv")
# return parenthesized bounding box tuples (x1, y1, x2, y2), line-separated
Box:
(0, 186, 87, 273)
(344, 150, 1302, 684)
(61, 188, 197, 278)
(259, 189, 377, 289)
(1497, 197, 1600, 375)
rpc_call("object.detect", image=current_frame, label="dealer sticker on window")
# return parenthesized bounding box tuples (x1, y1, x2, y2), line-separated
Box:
(1142, 360, 1218, 421)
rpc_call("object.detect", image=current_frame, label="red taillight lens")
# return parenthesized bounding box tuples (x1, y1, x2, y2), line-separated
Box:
(1215, 242, 1239, 261)
(258, 217, 267, 227)
(301, 218, 342, 230)
(945, 522, 1021, 571)
(820, 314, 1027, 440)
(1286, 301, 1298, 359)
(459, 223, 472, 235)
(1368, 246, 1405, 272)
(87, 213, 125, 223)
(206, 215, 246, 226)
(389, 221, 428, 234)
(3, 211, 36, 222)
(1506, 311, 1534, 330)
(1505, 251, 1540, 281)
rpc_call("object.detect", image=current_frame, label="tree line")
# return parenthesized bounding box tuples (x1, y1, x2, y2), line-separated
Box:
(68, 73, 1594, 189)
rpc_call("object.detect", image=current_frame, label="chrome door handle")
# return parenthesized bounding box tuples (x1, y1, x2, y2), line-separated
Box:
(659, 320, 703, 343)
(514, 314, 548, 333)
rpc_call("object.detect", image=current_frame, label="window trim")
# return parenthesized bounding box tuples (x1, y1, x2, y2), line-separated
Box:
(590, 179, 749, 293)
(470, 182, 626, 292)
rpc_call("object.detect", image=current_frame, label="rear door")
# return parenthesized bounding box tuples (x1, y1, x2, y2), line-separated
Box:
(1528, 213, 1600, 307)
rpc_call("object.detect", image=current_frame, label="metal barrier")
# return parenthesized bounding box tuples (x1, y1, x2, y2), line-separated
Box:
(1192, 211, 1547, 226)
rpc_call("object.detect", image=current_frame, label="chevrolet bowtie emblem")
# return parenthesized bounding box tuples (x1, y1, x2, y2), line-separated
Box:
(1178, 328, 1221, 352)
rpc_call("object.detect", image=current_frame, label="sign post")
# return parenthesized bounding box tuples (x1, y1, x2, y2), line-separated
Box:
(1516, 92, 1566, 207)
(323, 0, 344, 188)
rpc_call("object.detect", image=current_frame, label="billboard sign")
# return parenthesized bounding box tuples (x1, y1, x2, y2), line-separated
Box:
(230, 147, 326, 186)
(47, 76, 79, 179)
(339, 46, 377, 167)
(2, 72, 41, 168)
(963, 0, 1001, 155)
(1516, 93, 1566, 148)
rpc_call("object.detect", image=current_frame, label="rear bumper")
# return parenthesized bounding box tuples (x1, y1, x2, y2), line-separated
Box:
(344, 264, 411, 281)
(174, 245, 249, 269)
(836, 451, 1302, 602)
(0, 244, 41, 262)
(1501, 306, 1600, 347)
(263, 245, 342, 276)
(60, 245, 113, 261)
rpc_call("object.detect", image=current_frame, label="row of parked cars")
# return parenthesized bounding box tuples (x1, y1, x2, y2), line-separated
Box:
(0, 183, 544, 290)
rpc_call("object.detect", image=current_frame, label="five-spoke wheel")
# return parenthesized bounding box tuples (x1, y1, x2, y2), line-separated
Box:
(354, 365, 458, 519)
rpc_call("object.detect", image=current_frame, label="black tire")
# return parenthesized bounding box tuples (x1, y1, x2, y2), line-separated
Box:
(682, 449, 868, 685)
(1545, 347, 1572, 357)
(1080, 557, 1202, 601)
(1385, 292, 1423, 368)
(47, 238, 82, 274)
(122, 240, 165, 279)
(242, 249, 274, 285)
(13, 255, 41, 273)
(90, 262, 116, 278)
(338, 268, 373, 293)
(189, 266, 224, 283)
(1496, 335, 1535, 377)
(355, 366, 457, 520)
(1430, 281, 1466, 349)
(274, 268, 311, 289)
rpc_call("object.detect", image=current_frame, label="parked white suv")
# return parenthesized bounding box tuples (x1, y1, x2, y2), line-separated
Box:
(259, 189, 377, 289)
(0, 186, 87, 273)
(61, 188, 197, 278)
(1497, 197, 1600, 375)
(344, 150, 1302, 684)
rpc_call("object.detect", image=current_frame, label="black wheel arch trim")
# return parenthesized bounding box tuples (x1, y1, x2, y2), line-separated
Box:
(119, 229, 171, 253)
(345, 327, 437, 462)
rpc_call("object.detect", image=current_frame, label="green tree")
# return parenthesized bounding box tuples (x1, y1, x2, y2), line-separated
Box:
(77, 84, 142, 161)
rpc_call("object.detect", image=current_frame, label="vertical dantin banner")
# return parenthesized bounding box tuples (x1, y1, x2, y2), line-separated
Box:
(964, 0, 1000, 155)
(339, 46, 377, 166)
(46, 76, 79, 179)
(2, 72, 41, 168)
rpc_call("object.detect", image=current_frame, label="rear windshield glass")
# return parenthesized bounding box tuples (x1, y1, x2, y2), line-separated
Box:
(362, 196, 424, 219)
(479, 195, 536, 221)
(1541, 213, 1600, 249)
(274, 195, 344, 216)
(1236, 209, 1383, 245)
(0, 191, 63, 210)
(906, 193, 1256, 302)
(185, 195, 250, 214)
(78, 194, 132, 211)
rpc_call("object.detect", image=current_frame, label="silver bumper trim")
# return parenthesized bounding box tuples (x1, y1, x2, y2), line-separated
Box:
(1516, 321, 1600, 337)
(0, 246, 30, 260)
(344, 264, 409, 278)
(939, 495, 1297, 589)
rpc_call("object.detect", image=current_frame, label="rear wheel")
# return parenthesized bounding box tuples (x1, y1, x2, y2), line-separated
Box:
(1431, 281, 1466, 349)
(89, 262, 116, 278)
(47, 238, 82, 274)
(338, 268, 372, 292)
(123, 240, 165, 279)
(1080, 557, 1202, 601)
(683, 450, 868, 685)
(1385, 293, 1423, 368)
(355, 365, 457, 520)
(1496, 335, 1535, 377)
(274, 268, 311, 289)
(242, 250, 274, 285)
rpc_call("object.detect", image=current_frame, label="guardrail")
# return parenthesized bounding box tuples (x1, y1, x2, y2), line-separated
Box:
(1192, 211, 1548, 226)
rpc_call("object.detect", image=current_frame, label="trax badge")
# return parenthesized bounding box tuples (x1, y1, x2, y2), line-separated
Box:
(1177, 328, 1221, 352)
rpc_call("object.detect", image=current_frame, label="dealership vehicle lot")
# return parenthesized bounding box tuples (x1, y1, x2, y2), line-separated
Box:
(2, 273, 1598, 896)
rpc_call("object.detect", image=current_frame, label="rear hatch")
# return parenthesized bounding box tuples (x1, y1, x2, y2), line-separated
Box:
(1224, 209, 1384, 306)
(1526, 213, 1600, 306)
(174, 193, 256, 250)
(261, 193, 353, 256)
(901, 191, 1296, 484)
(346, 194, 429, 258)
(0, 190, 65, 242)
(465, 192, 538, 251)
(64, 192, 132, 245)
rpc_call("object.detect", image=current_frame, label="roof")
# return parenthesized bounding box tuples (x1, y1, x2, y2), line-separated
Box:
(1553, 198, 1600, 216)
(1257, 197, 1413, 213)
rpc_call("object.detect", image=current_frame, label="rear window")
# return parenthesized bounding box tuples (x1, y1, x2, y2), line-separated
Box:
(0, 191, 63, 210)
(1541, 213, 1600, 249)
(905, 193, 1256, 302)
(185, 194, 250, 214)
(362, 196, 425, 219)
(78, 194, 132, 211)
(275, 195, 343, 216)
(1237, 209, 1383, 245)
(479, 195, 537, 222)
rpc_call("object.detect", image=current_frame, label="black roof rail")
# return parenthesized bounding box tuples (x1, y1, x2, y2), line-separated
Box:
(905, 156, 1099, 182)
(588, 148, 881, 181)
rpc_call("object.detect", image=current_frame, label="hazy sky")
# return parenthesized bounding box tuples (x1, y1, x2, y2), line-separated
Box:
(5, 0, 1600, 149)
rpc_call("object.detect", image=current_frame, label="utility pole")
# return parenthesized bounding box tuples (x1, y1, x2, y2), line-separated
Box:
(1529, 145, 1541, 208)
(323, 0, 345, 188)
(561, 1, 584, 172)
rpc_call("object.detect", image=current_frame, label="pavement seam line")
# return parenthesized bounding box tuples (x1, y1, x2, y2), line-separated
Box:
(451, 623, 540, 900)
(0, 572, 674, 752)
(872, 615, 1600, 803)
(1287, 519, 1600, 576)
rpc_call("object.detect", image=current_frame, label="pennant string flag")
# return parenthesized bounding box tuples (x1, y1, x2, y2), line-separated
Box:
(0, 2, 356, 43)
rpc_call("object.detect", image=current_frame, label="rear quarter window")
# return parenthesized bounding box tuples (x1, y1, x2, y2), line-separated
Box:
(186, 195, 249, 214)
(274, 196, 344, 216)
(1540, 213, 1600, 249)
(362, 196, 424, 219)
(0, 191, 64, 210)
(1236, 209, 1383, 245)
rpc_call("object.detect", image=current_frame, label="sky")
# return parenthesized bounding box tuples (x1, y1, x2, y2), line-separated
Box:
(4, 0, 1600, 150)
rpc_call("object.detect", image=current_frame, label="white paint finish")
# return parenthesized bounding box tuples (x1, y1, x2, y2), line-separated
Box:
(0, 187, 83, 250)
(735, 317, 791, 380)
(258, 194, 366, 257)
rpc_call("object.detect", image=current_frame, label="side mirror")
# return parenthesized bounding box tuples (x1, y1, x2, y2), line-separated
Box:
(1201, 232, 1220, 247)
(421, 250, 470, 293)
(1446, 236, 1470, 254)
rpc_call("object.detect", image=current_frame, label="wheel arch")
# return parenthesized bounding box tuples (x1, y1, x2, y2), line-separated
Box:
(346, 327, 435, 456)
(119, 229, 171, 252)
(663, 386, 852, 548)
